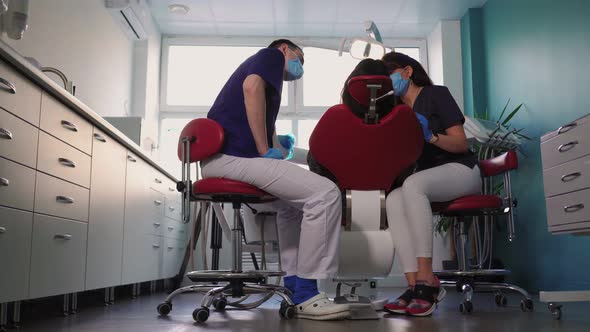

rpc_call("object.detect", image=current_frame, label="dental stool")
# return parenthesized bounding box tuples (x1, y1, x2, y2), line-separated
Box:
(309, 75, 424, 318)
(431, 150, 534, 314)
(156, 118, 295, 323)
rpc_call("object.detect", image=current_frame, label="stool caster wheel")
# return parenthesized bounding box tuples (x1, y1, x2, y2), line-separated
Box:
(495, 293, 507, 307)
(157, 302, 172, 316)
(548, 303, 562, 320)
(193, 307, 210, 323)
(212, 298, 227, 311)
(520, 299, 534, 312)
(279, 303, 296, 320)
(459, 300, 473, 314)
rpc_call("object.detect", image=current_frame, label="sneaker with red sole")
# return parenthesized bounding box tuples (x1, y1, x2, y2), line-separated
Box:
(405, 277, 447, 317)
(383, 287, 416, 314)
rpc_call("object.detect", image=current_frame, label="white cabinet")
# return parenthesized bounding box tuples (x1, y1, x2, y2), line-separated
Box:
(0, 206, 33, 303)
(85, 128, 127, 290)
(0, 156, 36, 211)
(29, 214, 87, 298)
(0, 60, 42, 126)
(0, 109, 39, 168)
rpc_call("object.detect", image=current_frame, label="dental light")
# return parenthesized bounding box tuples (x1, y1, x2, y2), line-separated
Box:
(338, 20, 387, 60)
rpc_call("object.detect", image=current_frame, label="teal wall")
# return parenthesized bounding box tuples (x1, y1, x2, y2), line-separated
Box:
(461, 0, 590, 292)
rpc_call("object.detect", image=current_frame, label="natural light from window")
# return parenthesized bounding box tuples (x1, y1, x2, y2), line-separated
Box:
(166, 45, 288, 107)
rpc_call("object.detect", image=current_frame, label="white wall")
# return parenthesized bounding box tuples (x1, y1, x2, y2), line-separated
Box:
(427, 20, 465, 112)
(2, 0, 134, 118)
(131, 13, 162, 157)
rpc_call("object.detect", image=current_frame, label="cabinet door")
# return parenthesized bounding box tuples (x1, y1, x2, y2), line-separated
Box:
(121, 152, 151, 284)
(0, 156, 36, 211)
(0, 206, 33, 303)
(0, 60, 42, 126)
(0, 109, 39, 168)
(85, 128, 127, 290)
(29, 214, 87, 298)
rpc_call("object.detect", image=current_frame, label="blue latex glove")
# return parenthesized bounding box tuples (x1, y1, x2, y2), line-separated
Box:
(415, 113, 433, 141)
(262, 148, 283, 159)
(278, 134, 296, 160)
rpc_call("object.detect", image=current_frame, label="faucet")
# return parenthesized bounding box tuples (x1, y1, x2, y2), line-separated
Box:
(41, 67, 75, 96)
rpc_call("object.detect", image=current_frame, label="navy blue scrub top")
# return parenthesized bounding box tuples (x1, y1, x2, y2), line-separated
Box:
(413, 85, 478, 171)
(207, 48, 285, 158)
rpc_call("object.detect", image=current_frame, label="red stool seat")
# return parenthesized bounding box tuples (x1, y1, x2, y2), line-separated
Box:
(192, 178, 276, 203)
(432, 195, 504, 216)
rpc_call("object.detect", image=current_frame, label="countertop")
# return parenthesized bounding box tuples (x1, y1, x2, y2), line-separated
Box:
(0, 40, 178, 182)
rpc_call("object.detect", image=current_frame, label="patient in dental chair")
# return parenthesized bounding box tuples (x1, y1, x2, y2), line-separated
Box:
(306, 59, 414, 190)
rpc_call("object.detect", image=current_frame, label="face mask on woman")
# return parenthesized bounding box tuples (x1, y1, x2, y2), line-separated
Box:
(390, 71, 410, 97)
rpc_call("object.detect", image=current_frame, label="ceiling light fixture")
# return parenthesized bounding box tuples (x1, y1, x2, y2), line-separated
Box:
(168, 4, 189, 15)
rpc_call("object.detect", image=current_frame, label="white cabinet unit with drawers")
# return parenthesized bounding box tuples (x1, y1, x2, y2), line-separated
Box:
(0, 49, 182, 307)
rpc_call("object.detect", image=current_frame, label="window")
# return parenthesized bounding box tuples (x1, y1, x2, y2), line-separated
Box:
(302, 47, 360, 107)
(164, 45, 287, 110)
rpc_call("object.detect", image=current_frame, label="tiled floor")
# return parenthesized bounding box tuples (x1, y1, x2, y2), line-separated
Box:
(7, 287, 590, 332)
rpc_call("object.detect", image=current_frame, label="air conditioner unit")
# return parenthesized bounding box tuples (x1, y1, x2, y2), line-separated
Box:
(105, 0, 149, 40)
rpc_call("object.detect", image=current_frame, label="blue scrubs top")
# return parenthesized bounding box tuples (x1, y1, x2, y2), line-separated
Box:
(207, 48, 284, 158)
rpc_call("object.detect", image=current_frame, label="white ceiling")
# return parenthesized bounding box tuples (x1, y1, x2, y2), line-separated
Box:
(149, 0, 487, 38)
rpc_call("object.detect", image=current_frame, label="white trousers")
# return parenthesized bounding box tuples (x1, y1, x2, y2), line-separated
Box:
(201, 154, 342, 279)
(386, 163, 482, 274)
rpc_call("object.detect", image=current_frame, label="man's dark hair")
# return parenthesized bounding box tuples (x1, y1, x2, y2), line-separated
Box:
(268, 39, 303, 54)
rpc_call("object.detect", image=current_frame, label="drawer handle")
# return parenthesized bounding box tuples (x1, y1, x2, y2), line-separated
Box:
(180, 230, 185, 233)
(561, 172, 582, 182)
(557, 123, 577, 135)
(0, 127, 13, 140)
(168, 226, 174, 231)
(154, 200, 162, 205)
(153, 222, 161, 227)
(0, 227, 6, 234)
(0, 77, 16, 94)
(54, 234, 72, 240)
(61, 120, 79, 132)
(564, 203, 584, 213)
(154, 178, 162, 184)
(152, 244, 160, 248)
(58, 157, 77, 168)
(0, 177, 9, 186)
(56, 195, 75, 204)
(127, 155, 137, 162)
(167, 246, 174, 250)
(93, 133, 107, 143)
(169, 206, 175, 211)
(558, 141, 578, 153)
(169, 187, 175, 192)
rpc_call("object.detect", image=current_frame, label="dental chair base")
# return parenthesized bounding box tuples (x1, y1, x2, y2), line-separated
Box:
(332, 281, 381, 320)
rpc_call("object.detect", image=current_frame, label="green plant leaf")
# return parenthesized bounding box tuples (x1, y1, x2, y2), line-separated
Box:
(497, 98, 511, 124)
(501, 103, 523, 126)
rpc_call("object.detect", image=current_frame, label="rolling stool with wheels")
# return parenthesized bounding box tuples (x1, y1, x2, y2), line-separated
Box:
(156, 118, 295, 322)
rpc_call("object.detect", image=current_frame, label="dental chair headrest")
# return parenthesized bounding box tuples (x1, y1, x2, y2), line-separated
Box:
(309, 104, 423, 191)
(348, 75, 393, 106)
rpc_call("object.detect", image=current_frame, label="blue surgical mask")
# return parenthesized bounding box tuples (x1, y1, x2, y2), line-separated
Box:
(285, 57, 304, 81)
(390, 71, 409, 97)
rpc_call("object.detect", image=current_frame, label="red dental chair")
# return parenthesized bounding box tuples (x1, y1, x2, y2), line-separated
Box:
(156, 118, 295, 323)
(309, 75, 424, 314)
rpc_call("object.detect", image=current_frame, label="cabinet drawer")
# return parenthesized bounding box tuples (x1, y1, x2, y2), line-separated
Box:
(148, 188, 166, 218)
(0, 60, 42, 126)
(40, 93, 93, 154)
(543, 155, 590, 197)
(541, 119, 590, 169)
(0, 157, 36, 211)
(0, 109, 39, 168)
(34, 172, 89, 222)
(150, 168, 169, 193)
(165, 198, 182, 221)
(121, 234, 162, 284)
(545, 188, 590, 227)
(0, 206, 33, 302)
(29, 214, 87, 298)
(37, 131, 91, 188)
